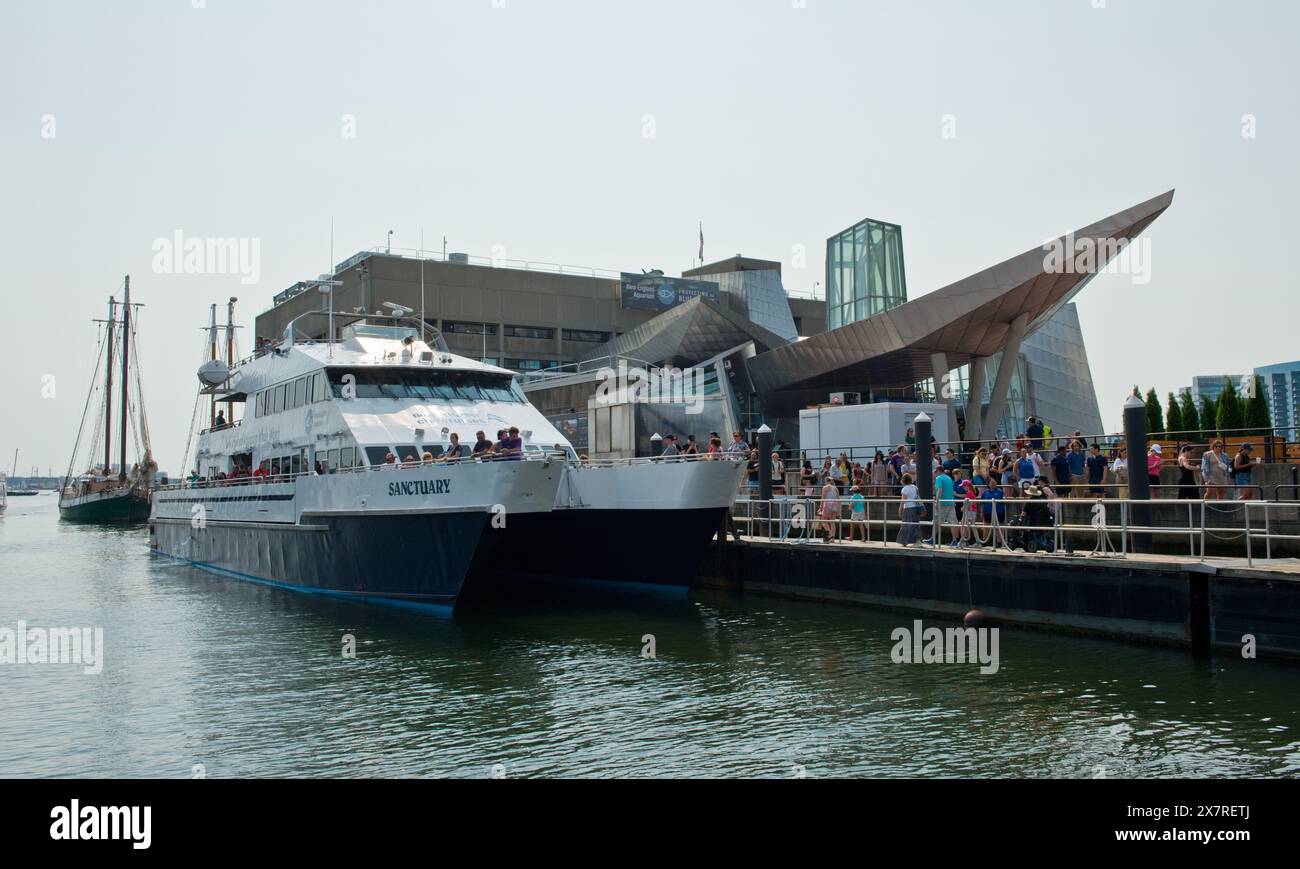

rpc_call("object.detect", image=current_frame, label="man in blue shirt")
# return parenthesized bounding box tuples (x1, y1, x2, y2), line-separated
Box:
(1086, 444, 1108, 497)
(1050, 446, 1071, 491)
(1026, 417, 1044, 453)
(981, 485, 1006, 524)
(498, 426, 524, 460)
(1067, 441, 1087, 497)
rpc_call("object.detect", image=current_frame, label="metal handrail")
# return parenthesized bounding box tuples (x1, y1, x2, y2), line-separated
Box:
(731, 494, 1300, 567)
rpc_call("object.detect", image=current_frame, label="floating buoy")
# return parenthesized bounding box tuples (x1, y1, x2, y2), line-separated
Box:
(964, 609, 986, 627)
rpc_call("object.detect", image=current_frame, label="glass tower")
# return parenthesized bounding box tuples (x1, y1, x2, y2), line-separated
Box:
(826, 218, 908, 328)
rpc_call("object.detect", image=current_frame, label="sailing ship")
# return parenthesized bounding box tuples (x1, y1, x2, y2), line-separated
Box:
(59, 277, 156, 523)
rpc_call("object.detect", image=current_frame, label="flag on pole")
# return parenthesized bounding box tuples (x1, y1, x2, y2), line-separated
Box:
(698, 222, 704, 263)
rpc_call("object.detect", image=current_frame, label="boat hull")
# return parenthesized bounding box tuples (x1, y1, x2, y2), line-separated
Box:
(467, 459, 742, 593)
(151, 512, 488, 609)
(468, 506, 729, 592)
(58, 489, 151, 524)
(149, 459, 564, 610)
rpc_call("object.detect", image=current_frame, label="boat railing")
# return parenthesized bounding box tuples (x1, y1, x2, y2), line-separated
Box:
(156, 450, 567, 492)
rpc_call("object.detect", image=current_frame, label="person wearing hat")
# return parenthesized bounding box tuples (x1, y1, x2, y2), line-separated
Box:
(1147, 443, 1164, 497)
(1234, 443, 1256, 500)
(661, 434, 680, 460)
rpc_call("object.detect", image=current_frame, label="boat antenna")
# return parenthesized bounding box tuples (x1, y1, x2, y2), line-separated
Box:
(420, 227, 426, 345)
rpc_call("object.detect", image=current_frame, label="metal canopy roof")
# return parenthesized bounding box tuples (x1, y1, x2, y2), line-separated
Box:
(747, 190, 1175, 402)
(579, 295, 789, 366)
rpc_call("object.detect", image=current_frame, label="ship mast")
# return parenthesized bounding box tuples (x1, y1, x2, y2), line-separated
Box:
(104, 296, 117, 475)
(225, 297, 237, 425)
(120, 276, 131, 481)
(208, 303, 218, 428)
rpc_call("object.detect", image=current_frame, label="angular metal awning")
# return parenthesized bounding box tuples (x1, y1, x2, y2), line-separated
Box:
(747, 190, 1174, 405)
(579, 296, 790, 366)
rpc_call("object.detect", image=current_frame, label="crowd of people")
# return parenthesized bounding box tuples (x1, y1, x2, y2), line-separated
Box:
(732, 415, 1267, 550)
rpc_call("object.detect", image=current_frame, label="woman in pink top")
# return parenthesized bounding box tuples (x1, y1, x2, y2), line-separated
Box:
(1146, 444, 1164, 499)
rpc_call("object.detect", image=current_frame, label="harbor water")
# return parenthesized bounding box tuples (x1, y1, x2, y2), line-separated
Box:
(2, 495, 1297, 779)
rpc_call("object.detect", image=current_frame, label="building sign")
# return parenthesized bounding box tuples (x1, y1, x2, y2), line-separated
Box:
(620, 273, 720, 311)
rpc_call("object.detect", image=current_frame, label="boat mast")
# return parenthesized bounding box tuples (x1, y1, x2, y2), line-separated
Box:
(225, 296, 237, 425)
(120, 276, 131, 481)
(104, 296, 117, 476)
(208, 303, 218, 428)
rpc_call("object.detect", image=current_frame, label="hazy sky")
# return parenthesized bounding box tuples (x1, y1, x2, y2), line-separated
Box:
(3, 0, 1297, 474)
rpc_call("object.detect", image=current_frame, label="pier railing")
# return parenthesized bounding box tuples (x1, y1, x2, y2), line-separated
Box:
(732, 495, 1300, 567)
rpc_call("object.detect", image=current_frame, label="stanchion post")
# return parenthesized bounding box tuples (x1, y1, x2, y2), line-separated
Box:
(1124, 395, 1152, 554)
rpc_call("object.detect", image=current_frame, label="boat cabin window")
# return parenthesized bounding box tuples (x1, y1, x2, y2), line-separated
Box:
(364, 446, 392, 466)
(327, 368, 526, 403)
(252, 372, 331, 418)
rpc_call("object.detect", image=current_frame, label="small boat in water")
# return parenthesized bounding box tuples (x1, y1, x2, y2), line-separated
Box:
(5, 452, 40, 496)
(59, 277, 157, 524)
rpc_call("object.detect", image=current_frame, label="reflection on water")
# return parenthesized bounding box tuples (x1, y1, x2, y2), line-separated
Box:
(2, 496, 1297, 778)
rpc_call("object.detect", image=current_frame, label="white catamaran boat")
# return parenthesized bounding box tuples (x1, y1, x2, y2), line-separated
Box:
(150, 304, 743, 610)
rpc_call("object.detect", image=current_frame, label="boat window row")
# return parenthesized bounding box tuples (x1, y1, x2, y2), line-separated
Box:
(325, 368, 526, 403)
(254, 372, 329, 418)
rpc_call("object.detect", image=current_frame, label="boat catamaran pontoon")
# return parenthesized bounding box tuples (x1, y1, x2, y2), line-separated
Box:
(150, 307, 743, 610)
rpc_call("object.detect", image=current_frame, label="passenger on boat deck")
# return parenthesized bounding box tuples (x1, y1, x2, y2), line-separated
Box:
(383, 452, 397, 468)
(421, 452, 435, 464)
(401, 335, 416, 360)
(500, 426, 524, 460)
(471, 431, 493, 459)
(440, 433, 465, 462)
(252, 461, 269, 479)
(402, 454, 419, 468)
(215, 411, 226, 429)
(314, 461, 326, 475)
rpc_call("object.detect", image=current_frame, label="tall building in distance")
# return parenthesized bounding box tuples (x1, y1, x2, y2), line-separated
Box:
(1255, 360, 1300, 439)
(825, 217, 908, 329)
(1180, 375, 1246, 409)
